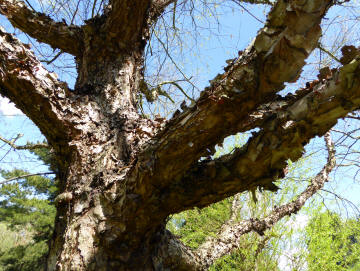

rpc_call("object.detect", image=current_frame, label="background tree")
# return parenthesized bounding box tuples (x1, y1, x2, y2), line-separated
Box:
(0, 0, 360, 270)
(0, 145, 57, 271)
(305, 210, 360, 271)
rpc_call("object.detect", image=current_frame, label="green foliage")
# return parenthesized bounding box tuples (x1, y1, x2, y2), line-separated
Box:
(0, 144, 57, 271)
(306, 210, 360, 271)
(210, 233, 280, 271)
(168, 199, 232, 249)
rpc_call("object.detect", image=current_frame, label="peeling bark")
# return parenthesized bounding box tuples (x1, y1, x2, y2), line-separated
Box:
(0, 0, 83, 55)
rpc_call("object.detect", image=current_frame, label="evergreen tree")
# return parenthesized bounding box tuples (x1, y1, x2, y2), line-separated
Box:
(0, 145, 57, 271)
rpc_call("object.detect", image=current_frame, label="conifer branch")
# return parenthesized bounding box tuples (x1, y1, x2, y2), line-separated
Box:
(0, 172, 55, 185)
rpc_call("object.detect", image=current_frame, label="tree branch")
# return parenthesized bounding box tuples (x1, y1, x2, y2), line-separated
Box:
(103, 0, 152, 48)
(156, 56, 360, 215)
(132, 0, 335, 199)
(195, 132, 335, 268)
(152, 228, 203, 271)
(0, 171, 55, 185)
(0, 134, 50, 150)
(154, 130, 336, 270)
(0, 0, 83, 55)
(0, 28, 81, 167)
(232, 0, 274, 5)
(102, 0, 177, 50)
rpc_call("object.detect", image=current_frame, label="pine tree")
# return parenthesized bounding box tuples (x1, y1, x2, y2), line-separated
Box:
(0, 145, 57, 270)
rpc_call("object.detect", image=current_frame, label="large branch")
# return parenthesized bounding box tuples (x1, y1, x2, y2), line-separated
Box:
(132, 0, 334, 197)
(0, 28, 79, 167)
(195, 132, 335, 268)
(0, 0, 83, 55)
(160, 58, 360, 214)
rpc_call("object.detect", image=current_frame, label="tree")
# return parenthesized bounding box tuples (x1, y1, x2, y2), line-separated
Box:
(0, 145, 57, 270)
(0, 0, 359, 269)
(306, 210, 360, 270)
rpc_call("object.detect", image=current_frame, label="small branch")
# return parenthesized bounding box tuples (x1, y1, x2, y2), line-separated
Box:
(153, 30, 199, 92)
(41, 51, 64, 65)
(232, 0, 273, 5)
(320, 188, 360, 215)
(345, 115, 360, 121)
(318, 43, 342, 63)
(234, 2, 265, 24)
(0, 172, 55, 185)
(0, 135, 50, 150)
(91, 0, 98, 17)
(158, 80, 196, 102)
(196, 132, 335, 268)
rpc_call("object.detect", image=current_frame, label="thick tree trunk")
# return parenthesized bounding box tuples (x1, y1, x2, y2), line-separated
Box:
(45, 49, 165, 269)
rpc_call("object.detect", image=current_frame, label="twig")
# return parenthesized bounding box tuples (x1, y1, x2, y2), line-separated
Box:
(0, 172, 55, 185)
(0, 135, 50, 150)
(153, 30, 199, 92)
(234, 2, 265, 24)
(158, 80, 195, 102)
(41, 51, 63, 65)
(318, 43, 341, 63)
(91, 0, 98, 18)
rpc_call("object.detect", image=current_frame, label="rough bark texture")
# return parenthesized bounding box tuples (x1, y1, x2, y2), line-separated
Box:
(0, 0, 358, 270)
(0, 0, 83, 55)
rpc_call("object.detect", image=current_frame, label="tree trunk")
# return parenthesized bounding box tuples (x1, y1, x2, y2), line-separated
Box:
(45, 48, 167, 269)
